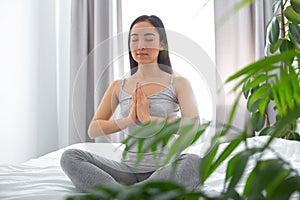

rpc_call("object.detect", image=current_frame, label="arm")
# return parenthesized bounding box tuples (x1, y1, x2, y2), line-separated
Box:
(88, 80, 136, 139)
(173, 77, 200, 134)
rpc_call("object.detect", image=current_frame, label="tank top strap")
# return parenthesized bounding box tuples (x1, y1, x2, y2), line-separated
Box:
(170, 74, 174, 86)
(121, 78, 126, 89)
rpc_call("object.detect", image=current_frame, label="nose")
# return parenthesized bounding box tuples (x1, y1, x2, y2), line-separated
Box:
(137, 40, 146, 50)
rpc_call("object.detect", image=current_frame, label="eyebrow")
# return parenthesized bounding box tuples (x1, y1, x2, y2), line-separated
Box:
(130, 33, 156, 37)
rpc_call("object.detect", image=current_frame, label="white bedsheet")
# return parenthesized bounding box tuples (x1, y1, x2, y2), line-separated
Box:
(1, 136, 300, 200)
(0, 143, 124, 200)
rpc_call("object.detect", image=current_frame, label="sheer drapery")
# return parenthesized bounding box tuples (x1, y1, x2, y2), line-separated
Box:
(68, 0, 124, 144)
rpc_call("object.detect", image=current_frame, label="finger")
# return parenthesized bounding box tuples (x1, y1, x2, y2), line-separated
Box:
(136, 87, 141, 102)
(138, 86, 147, 101)
(132, 90, 137, 104)
(141, 87, 147, 99)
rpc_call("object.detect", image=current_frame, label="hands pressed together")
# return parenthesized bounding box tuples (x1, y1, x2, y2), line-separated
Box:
(129, 82, 151, 124)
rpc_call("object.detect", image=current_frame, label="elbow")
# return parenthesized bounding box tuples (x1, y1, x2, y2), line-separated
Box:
(88, 124, 95, 140)
(87, 120, 98, 140)
(88, 119, 106, 139)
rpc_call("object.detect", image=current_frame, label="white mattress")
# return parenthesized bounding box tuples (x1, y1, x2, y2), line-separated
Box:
(1, 136, 300, 200)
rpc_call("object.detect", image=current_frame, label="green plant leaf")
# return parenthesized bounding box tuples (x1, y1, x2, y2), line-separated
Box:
(226, 50, 297, 84)
(269, 176, 300, 200)
(242, 74, 274, 94)
(286, 131, 300, 141)
(259, 94, 270, 116)
(243, 159, 292, 199)
(163, 119, 205, 166)
(247, 84, 271, 113)
(289, 23, 300, 50)
(282, 69, 296, 110)
(271, 78, 287, 116)
(267, 17, 280, 45)
(209, 137, 243, 175)
(272, 0, 282, 13)
(141, 181, 184, 191)
(199, 143, 219, 184)
(280, 39, 294, 51)
(280, 40, 295, 65)
(247, 95, 260, 112)
(284, 6, 300, 24)
(231, 65, 279, 93)
(184, 191, 213, 200)
(242, 78, 251, 99)
(225, 150, 252, 195)
(291, 0, 300, 14)
(89, 184, 125, 199)
(148, 190, 183, 200)
(142, 118, 180, 152)
(242, 167, 256, 198)
(191, 123, 210, 144)
(264, 107, 300, 145)
(137, 138, 145, 153)
(119, 186, 145, 200)
(289, 67, 300, 106)
(259, 126, 273, 136)
(271, 65, 300, 117)
(270, 38, 283, 53)
(251, 111, 266, 131)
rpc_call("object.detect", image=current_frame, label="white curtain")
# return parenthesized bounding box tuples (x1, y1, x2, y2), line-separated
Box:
(214, 0, 273, 140)
(68, 0, 124, 144)
(0, 0, 124, 164)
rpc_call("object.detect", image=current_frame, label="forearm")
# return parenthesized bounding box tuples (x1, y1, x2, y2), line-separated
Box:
(88, 117, 135, 139)
(148, 116, 200, 135)
(177, 116, 200, 135)
(149, 116, 179, 124)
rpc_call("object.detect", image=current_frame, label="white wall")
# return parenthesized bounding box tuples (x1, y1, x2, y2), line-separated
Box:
(0, 0, 59, 164)
(56, 0, 71, 149)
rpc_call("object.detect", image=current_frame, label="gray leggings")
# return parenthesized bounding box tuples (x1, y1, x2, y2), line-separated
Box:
(60, 149, 201, 192)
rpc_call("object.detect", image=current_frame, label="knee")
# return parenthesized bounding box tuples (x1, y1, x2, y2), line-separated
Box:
(179, 154, 201, 190)
(176, 154, 201, 179)
(179, 154, 201, 169)
(60, 149, 83, 171)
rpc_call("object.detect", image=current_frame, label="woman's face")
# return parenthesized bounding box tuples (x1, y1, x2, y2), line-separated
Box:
(130, 21, 164, 65)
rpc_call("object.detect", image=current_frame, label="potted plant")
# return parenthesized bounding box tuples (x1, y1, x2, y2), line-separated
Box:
(226, 0, 300, 141)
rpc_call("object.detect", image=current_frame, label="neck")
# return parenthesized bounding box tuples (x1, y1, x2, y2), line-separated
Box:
(135, 63, 162, 78)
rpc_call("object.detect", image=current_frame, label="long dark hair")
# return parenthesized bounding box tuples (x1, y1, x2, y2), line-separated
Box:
(128, 15, 172, 75)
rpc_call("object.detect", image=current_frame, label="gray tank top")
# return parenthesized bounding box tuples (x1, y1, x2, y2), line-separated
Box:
(119, 75, 180, 172)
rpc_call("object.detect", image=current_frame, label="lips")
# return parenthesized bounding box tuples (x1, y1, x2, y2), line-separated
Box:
(136, 52, 148, 56)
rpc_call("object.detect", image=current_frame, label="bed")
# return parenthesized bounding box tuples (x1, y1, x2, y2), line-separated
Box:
(1, 136, 300, 200)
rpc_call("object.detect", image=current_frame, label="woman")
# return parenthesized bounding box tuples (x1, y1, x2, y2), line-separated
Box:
(61, 15, 201, 192)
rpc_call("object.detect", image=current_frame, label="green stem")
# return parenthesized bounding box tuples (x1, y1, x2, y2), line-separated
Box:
(281, 0, 287, 71)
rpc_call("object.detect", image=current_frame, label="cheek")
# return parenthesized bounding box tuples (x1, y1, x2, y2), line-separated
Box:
(148, 48, 160, 56)
(130, 43, 138, 52)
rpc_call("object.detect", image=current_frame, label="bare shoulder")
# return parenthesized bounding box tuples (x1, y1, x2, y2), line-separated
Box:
(173, 76, 192, 95)
(110, 79, 122, 97)
(111, 79, 122, 87)
(173, 76, 190, 84)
